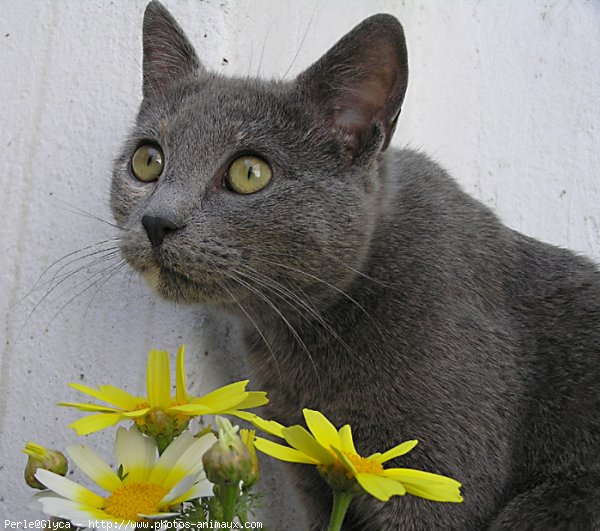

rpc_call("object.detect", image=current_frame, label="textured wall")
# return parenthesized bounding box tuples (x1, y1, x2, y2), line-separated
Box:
(1, 0, 599, 527)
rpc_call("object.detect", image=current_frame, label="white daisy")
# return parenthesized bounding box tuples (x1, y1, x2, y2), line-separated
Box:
(31, 426, 215, 528)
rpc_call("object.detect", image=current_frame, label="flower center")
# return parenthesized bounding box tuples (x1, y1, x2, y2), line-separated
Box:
(340, 451, 384, 475)
(133, 402, 150, 427)
(104, 482, 168, 521)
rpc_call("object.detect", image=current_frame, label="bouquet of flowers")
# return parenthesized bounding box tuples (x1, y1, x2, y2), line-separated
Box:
(24, 346, 462, 530)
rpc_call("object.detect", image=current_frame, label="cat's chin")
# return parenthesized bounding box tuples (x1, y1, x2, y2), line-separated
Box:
(141, 264, 227, 305)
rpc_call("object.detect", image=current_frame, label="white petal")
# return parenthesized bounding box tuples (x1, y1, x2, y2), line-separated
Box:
(159, 474, 197, 506)
(115, 426, 157, 483)
(138, 511, 180, 520)
(163, 432, 216, 490)
(29, 491, 62, 512)
(67, 443, 122, 492)
(34, 496, 109, 527)
(150, 431, 195, 485)
(35, 470, 104, 507)
(172, 477, 214, 504)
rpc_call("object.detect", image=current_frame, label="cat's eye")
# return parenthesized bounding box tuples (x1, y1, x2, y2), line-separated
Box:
(131, 144, 164, 182)
(225, 155, 272, 194)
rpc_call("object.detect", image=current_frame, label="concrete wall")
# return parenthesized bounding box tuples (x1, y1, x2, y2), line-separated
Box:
(1, 0, 599, 527)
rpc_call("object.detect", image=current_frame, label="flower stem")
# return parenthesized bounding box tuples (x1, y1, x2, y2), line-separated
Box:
(328, 491, 354, 531)
(219, 484, 239, 522)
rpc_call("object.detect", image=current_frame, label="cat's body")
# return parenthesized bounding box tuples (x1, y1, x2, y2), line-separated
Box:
(111, 2, 600, 529)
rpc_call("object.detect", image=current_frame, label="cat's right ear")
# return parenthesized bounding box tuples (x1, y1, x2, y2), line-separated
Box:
(142, 1, 204, 99)
(296, 14, 408, 163)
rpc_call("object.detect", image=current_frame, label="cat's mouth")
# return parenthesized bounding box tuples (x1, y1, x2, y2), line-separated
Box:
(140, 262, 228, 304)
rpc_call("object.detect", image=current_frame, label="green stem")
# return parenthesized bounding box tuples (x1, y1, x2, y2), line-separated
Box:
(328, 491, 354, 531)
(220, 484, 239, 522)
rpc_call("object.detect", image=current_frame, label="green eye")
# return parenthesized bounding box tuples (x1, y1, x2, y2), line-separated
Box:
(131, 144, 164, 182)
(225, 155, 272, 194)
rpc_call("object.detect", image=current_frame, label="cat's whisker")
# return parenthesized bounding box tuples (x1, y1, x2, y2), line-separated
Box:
(280, 3, 318, 80)
(82, 260, 129, 319)
(47, 259, 127, 327)
(232, 264, 356, 359)
(51, 197, 126, 231)
(222, 270, 324, 402)
(39, 252, 122, 309)
(256, 254, 385, 337)
(30, 247, 122, 297)
(256, 23, 270, 78)
(21, 248, 121, 325)
(218, 279, 283, 386)
(19, 239, 121, 304)
(325, 252, 400, 289)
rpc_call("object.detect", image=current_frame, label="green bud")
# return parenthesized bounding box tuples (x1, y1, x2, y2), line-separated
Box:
(202, 417, 251, 487)
(317, 462, 362, 494)
(23, 442, 68, 490)
(136, 408, 190, 454)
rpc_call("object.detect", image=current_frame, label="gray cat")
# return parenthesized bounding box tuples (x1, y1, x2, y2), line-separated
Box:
(110, 2, 600, 529)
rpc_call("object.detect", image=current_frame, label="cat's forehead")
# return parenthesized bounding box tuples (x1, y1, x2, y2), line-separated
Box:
(160, 76, 292, 128)
(137, 75, 307, 163)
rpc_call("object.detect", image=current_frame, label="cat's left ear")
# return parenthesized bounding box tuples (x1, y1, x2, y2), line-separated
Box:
(297, 14, 408, 160)
(142, 1, 205, 99)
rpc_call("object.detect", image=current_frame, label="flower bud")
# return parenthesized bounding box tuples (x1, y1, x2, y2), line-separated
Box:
(239, 429, 260, 489)
(23, 442, 68, 490)
(202, 417, 251, 487)
(136, 408, 190, 453)
(318, 461, 362, 494)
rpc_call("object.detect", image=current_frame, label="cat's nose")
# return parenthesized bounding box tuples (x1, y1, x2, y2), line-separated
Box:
(141, 215, 183, 247)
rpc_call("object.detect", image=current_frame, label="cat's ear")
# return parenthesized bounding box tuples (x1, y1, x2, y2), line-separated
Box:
(297, 14, 408, 160)
(142, 1, 204, 99)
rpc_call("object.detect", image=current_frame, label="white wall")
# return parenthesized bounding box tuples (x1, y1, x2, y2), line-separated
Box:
(1, 0, 599, 527)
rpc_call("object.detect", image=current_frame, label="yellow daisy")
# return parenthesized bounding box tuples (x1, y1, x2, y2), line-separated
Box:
(59, 345, 268, 440)
(253, 409, 463, 503)
(31, 426, 215, 528)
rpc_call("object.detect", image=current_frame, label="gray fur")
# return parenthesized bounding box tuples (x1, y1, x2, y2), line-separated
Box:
(111, 2, 600, 529)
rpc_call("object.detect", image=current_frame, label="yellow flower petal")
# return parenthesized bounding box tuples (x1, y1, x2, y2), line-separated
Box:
(146, 350, 171, 408)
(251, 416, 286, 438)
(383, 468, 463, 502)
(372, 440, 419, 464)
(355, 472, 406, 501)
(282, 426, 335, 465)
(331, 446, 358, 475)
(69, 413, 123, 436)
(67, 383, 125, 408)
(189, 380, 249, 410)
(97, 385, 140, 411)
(227, 410, 258, 423)
(35, 470, 105, 507)
(175, 345, 187, 403)
(57, 402, 121, 413)
(338, 424, 356, 454)
(67, 444, 121, 492)
(167, 404, 213, 415)
(121, 408, 151, 418)
(234, 391, 269, 409)
(254, 437, 320, 464)
(303, 409, 341, 450)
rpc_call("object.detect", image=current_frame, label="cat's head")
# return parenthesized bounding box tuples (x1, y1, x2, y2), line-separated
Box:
(111, 1, 408, 309)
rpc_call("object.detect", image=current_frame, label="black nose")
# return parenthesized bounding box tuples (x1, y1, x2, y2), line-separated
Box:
(141, 215, 182, 247)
